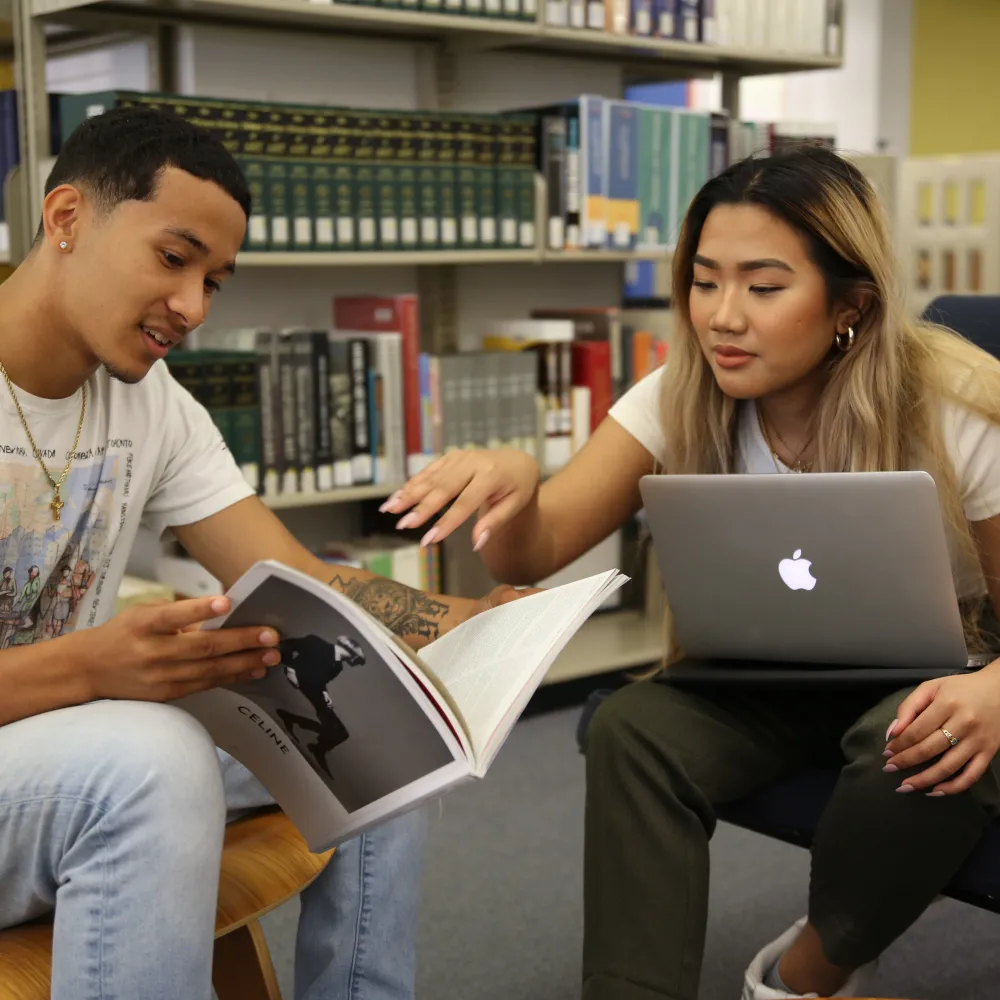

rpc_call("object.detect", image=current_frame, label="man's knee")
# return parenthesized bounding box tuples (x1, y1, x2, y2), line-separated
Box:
(67, 701, 226, 828)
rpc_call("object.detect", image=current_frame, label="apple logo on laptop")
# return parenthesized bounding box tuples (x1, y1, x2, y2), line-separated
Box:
(778, 549, 817, 591)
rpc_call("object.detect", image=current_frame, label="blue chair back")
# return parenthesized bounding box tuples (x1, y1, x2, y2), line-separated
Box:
(922, 295, 1000, 359)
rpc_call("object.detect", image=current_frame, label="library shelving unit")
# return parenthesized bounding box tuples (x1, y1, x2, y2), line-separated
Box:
(6, 0, 843, 681)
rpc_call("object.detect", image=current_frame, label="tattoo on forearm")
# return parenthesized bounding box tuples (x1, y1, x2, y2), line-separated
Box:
(328, 575, 450, 641)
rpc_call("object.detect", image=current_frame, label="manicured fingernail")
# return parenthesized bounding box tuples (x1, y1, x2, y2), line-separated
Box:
(927, 791, 946, 798)
(211, 597, 229, 613)
(883, 764, 898, 773)
(896, 783, 915, 794)
(886, 720, 898, 741)
(883, 749, 894, 758)
(420, 528, 439, 547)
(262, 650, 280, 666)
(380, 491, 403, 513)
(259, 630, 278, 645)
(396, 513, 418, 530)
(473, 529, 491, 553)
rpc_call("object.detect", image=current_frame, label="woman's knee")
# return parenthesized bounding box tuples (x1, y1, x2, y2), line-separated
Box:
(840, 689, 911, 766)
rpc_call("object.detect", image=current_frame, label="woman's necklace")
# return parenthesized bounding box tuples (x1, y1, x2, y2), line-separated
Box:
(757, 407, 813, 474)
(0, 361, 87, 521)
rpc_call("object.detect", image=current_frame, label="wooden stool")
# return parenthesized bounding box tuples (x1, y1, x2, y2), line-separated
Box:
(0, 809, 334, 1000)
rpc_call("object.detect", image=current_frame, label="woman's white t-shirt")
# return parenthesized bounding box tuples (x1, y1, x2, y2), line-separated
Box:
(609, 366, 1000, 599)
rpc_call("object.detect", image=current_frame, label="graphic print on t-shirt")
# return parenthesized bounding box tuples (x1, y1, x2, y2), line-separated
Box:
(0, 454, 118, 649)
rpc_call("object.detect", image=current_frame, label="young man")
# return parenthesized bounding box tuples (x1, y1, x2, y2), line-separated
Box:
(0, 105, 529, 1000)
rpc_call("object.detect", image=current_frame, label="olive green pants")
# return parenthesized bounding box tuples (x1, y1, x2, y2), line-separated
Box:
(582, 678, 1000, 1000)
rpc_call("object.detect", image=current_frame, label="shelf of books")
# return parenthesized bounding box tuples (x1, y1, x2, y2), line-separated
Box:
(31, 0, 843, 79)
(263, 483, 400, 510)
(544, 609, 664, 684)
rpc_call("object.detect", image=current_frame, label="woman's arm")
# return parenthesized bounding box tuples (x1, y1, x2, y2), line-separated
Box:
(480, 418, 656, 584)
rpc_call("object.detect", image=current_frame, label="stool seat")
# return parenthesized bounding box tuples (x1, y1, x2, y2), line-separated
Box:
(0, 809, 334, 1000)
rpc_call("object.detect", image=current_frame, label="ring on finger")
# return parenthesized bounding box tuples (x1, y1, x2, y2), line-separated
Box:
(940, 727, 960, 747)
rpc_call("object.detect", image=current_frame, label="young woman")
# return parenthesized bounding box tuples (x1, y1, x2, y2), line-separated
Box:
(384, 145, 1000, 999)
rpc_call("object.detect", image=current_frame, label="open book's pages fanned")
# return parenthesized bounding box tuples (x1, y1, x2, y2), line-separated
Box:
(174, 560, 627, 852)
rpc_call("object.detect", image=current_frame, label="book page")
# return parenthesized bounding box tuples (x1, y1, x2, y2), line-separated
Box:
(417, 572, 625, 768)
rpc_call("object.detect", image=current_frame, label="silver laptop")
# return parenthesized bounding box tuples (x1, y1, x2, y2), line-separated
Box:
(639, 472, 982, 683)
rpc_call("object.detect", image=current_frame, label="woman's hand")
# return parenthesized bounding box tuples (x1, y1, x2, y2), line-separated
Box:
(380, 449, 541, 550)
(883, 664, 1000, 796)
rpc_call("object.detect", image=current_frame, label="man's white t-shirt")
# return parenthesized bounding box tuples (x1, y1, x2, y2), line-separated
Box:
(609, 366, 1000, 599)
(0, 361, 253, 647)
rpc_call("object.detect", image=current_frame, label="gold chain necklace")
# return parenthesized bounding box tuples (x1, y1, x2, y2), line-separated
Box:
(757, 407, 812, 474)
(0, 361, 87, 521)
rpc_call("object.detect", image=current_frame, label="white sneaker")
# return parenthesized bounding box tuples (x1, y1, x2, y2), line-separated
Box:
(742, 917, 879, 999)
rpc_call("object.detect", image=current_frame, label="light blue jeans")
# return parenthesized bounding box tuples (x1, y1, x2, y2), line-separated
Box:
(0, 699, 427, 1000)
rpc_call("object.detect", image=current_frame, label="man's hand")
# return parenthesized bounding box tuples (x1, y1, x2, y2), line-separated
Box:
(884, 663, 1000, 796)
(77, 596, 283, 703)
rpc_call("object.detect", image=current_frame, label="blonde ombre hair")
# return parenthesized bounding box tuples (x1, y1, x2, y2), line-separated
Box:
(659, 145, 1000, 660)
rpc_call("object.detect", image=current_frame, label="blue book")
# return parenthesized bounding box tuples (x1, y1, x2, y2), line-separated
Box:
(581, 96, 606, 249)
(606, 101, 639, 251)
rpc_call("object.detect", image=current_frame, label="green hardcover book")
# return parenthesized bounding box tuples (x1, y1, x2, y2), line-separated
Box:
(496, 119, 519, 248)
(415, 112, 440, 250)
(330, 110, 357, 251)
(673, 110, 710, 232)
(474, 117, 499, 249)
(637, 106, 670, 250)
(373, 111, 400, 251)
(421, 0, 444, 11)
(396, 114, 420, 251)
(203, 355, 237, 456)
(436, 114, 459, 250)
(456, 116, 480, 249)
(238, 157, 269, 252)
(311, 160, 336, 252)
(511, 115, 537, 249)
(353, 111, 378, 252)
(285, 110, 314, 252)
(262, 108, 291, 252)
(228, 352, 262, 491)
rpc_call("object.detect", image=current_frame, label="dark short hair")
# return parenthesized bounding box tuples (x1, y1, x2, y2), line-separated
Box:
(43, 103, 252, 223)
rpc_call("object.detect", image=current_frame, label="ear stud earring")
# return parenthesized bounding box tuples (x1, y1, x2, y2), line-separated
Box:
(58, 241, 68, 250)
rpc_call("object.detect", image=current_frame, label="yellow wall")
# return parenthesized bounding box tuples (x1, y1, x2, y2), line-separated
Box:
(910, 0, 1000, 156)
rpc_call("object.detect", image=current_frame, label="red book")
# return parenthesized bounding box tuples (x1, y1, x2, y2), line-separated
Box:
(571, 340, 613, 432)
(333, 295, 422, 470)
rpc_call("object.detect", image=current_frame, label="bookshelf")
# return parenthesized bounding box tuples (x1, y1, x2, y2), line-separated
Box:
(263, 483, 400, 510)
(7, 0, 845, 687)
(237, 248, 669, 267)
(26, 0, 840, 79)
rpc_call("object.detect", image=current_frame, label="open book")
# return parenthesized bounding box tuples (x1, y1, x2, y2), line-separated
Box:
(175, 560, 627, 852)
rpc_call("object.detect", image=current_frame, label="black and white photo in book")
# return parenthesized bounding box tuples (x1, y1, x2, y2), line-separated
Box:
(218, 575, 459, 814)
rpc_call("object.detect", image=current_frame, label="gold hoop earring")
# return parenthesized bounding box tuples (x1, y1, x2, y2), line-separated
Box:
(835, 326, 855, 352)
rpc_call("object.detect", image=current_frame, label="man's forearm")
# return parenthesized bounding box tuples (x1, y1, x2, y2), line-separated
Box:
(324, 565, 475, 649)
(0, 632, 94, 727)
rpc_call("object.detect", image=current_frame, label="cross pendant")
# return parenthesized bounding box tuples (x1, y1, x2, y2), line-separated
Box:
(50, 492, 64, 522)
